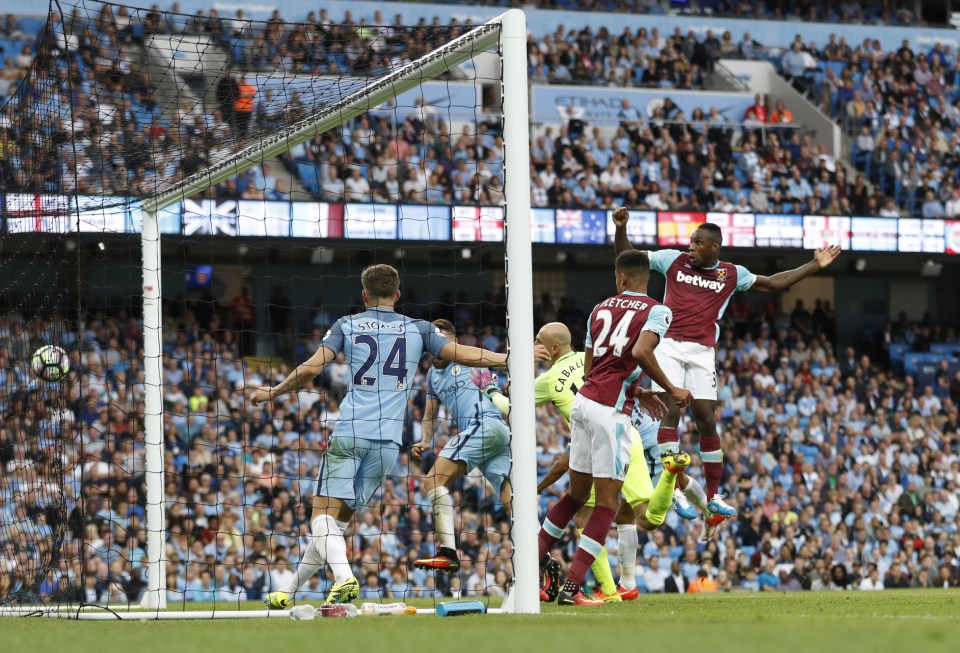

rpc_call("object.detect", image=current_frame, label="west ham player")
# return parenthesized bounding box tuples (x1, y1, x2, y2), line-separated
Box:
(535, 250, 694, 605)
(253, 265, 506, 608)
(409, 319, 512, 575)
(613, 209, 841, 539)
(477, 321, 679, 602)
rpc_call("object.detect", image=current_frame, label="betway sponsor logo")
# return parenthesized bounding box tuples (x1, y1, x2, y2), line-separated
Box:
(676, 270, 726, 294)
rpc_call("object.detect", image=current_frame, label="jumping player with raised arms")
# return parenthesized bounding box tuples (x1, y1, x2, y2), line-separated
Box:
(613, 209, 841, 539)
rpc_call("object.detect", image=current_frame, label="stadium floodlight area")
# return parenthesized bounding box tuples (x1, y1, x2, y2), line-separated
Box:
(0, 1, 534, 618)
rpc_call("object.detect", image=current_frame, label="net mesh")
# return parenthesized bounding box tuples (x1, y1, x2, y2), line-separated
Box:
(1, 0, 514, 609)
(0, 237, 74, 603)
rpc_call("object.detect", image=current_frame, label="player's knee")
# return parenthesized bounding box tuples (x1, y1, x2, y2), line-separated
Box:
(662, 400, 682, 427)
(614, 503, 634, 526)
(569, 486, 591, 505)
(633, 504, 660, 531)
(692, 403, 718, 436)
(420, 475, 436, 493)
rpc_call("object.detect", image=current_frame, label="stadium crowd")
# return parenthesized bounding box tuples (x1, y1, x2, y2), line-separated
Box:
(2, 284, 960, 604)
(424, 1, 922, 27)
(3, 4, 955, 217)
(769, 30, 960, 218)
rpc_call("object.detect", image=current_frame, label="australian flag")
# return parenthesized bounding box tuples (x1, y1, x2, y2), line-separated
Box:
(557, 210, 606, 244)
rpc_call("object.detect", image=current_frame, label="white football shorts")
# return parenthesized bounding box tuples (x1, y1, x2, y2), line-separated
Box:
(649, 336, 717, 401)
(568, 394, 632, 481)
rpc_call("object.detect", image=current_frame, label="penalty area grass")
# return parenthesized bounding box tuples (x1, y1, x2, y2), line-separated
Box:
(3, 589, 959, 653)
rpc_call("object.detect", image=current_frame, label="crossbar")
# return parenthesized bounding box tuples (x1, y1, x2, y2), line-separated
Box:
(141, 19, 504, 213)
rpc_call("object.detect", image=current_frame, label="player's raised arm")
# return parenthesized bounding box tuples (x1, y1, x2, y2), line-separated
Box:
(750, 244, 842, 292)
(251, 345, 337, 405)
(440, 341, 507, 368)
(612, 207, 635, 255)
(411, 397, 440, 462)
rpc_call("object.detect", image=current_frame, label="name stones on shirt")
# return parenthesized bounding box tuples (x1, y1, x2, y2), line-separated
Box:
(354, 320, 406, 332)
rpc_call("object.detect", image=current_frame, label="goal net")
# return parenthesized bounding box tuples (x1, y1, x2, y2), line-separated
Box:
(0, 1, 536, 618)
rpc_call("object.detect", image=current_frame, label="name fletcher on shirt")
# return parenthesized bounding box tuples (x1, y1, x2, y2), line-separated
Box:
(675, 270, 726, 294)
(597, 297, 650, 311)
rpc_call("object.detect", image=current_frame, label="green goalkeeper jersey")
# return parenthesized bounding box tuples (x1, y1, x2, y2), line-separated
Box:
(534, 350, 586, 424)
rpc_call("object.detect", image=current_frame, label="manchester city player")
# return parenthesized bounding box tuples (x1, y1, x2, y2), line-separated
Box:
(253, 264, 506, 608)
(410, 319, 511, 574)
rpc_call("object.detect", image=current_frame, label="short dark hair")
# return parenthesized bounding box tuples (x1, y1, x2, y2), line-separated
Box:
(361, 264, 400, 299)
(615, 250, 650, 276)
(432, 318, 456, 336)
(696, 222, 723, 244)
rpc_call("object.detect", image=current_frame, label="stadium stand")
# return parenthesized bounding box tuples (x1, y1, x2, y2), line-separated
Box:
(1, 2, 958, 604)
(2, 291, 959, 601)
(5, 3, 956, 218)
(0, 6, 805, 214)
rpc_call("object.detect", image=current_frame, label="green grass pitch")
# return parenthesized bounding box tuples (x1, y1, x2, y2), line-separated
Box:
(5, 590, 959, 653)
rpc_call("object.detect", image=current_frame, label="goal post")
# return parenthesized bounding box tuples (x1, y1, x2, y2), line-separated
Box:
(498, 9, 538, 616)
(130, 9, 537, 616)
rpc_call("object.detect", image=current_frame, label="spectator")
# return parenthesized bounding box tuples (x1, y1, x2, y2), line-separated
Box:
(884, 566, 911, 590)
(749, 181, 770, 212)
(781, 42, 817, 93)
(921, 189, 946, 218)
(738, 32, 763, 60)
(643, 556, 669, 593)
(744, 94, 768, 123)
(769, 99, 794, 124)
(687, 567, 719, 593)
(664, 560, 687, 594)
(233, 74, 256, 138)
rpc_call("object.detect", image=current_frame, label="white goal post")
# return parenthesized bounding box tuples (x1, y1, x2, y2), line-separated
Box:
(128, 9, 537, 618)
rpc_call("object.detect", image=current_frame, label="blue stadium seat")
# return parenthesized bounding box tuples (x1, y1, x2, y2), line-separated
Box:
(824, 61, 847, 78)
(904, 352, 956, 375)
(889, 343, 910, 364)
(296, 162, 321, 195)
(930, 343, 960, 357)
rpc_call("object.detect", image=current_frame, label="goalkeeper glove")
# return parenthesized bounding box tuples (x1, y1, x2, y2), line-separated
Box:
(470, 368, 500, 396)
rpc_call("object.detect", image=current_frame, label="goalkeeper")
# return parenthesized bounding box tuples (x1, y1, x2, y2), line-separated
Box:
(479, 322, 708, 602)
(410, 319, 513, 575)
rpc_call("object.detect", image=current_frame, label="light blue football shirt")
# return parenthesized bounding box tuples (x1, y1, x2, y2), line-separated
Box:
(631, 405, 660, 450)
(427, 364, 504, 432)
(322, 308, 450, 444)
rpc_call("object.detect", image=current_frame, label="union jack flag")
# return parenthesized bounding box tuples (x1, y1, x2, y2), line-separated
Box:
(556, 210, 583, 228)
